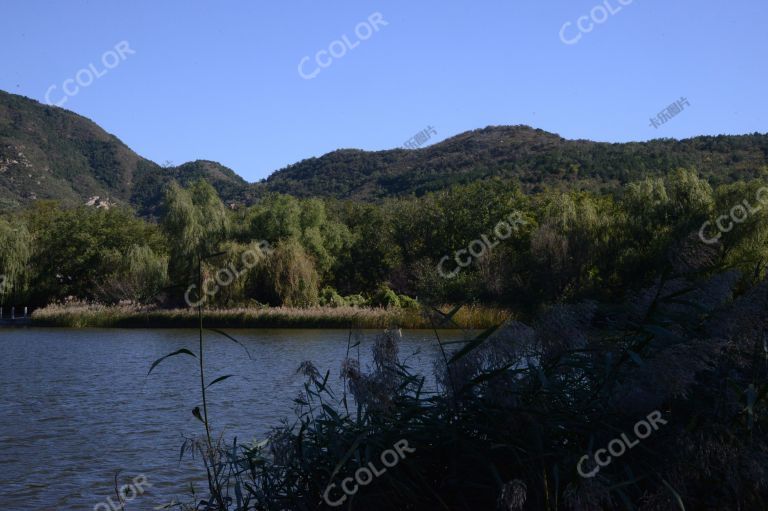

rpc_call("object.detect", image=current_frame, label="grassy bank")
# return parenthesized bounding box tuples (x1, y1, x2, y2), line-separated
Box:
(30, 302, 510, 329)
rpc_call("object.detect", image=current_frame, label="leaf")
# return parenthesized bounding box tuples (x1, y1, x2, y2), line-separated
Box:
(626, 350, 644, 366)
(659, 286, 697, 300)
(614, 488, 634, 509)
(448, 323, 503, 364)
(326, 431, 368, 483)
(321, 404, 342, 423)
(431, 303, 464, 327)
(604, 351, 614, 379)
(662, 298, 708, 314)
(641, 324, 684, 343)
(202, 251, 227, 260)
(234, 479, 243, 508)
(206, 374, 235, 389)
(207, 328, 253, 359)
(440, 339, 474, 346)
(147, 348, 196, 375)
(660, 478, 686, 510)
(179, 438, 189, 462)
(457, 363, 517, 394)
(192, 406, 205, 424)
(529, 361, 548, 387)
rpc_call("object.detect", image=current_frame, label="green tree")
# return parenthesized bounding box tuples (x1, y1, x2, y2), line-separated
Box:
(96, 244, 169, 304)
(25, 203, 165, 304)
(0, 217, 32, 303)
(255, 239, 319, 307)
(163, 180, 231, 291)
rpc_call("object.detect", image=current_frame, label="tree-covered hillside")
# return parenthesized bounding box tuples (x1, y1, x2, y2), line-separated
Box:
(0, 91, 256, 215)
(2, 90, 767, 213)
(265, 125, 768, 199)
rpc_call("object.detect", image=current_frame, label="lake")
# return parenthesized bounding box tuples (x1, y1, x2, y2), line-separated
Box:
(0, 328, 469, 510)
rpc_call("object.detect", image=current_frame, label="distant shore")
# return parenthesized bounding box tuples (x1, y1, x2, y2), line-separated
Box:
(27, 303, 510, 329)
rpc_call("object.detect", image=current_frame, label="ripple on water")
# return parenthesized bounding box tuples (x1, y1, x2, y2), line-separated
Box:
(0, 327, 468, 508)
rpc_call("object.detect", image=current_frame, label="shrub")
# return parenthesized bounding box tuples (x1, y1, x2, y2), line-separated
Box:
(398, 294, 419, 309)
(318, 286, 346, 307)
(343, 293, 368, 307)
(371, 284, 400, 308)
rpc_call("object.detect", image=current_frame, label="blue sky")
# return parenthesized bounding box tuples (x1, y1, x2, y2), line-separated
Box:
(1, 0, 766, 182)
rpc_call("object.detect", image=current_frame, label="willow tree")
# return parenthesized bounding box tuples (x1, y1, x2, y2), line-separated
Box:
(665, 168, 715, 226)
(0, 218, 32, 304)
(531, 192, 616, 298)
(623, 177, 670, 227)
(96, 244, 169, 305)
(247, 193, 302, 241)
(163, 180, 231, 292)
(202, 240, 272, 306)
(713, 179, 768, 276)
(255, 239, 319, 307)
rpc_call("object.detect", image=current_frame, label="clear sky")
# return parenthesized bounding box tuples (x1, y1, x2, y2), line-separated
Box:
(1, 0, 766, 182)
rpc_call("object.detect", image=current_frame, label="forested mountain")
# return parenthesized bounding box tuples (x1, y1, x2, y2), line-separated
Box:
(130, 160, 257, 217)
(266, 126, 768, 199)
(1, 89, 767, 212)
(0, 91, 255, 215)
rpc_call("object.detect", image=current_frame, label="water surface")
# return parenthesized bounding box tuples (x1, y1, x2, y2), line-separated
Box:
(0, 328, 467, 510)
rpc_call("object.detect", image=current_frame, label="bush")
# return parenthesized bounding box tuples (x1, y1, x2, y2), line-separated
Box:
(343, 294, 368, 307)
(318, 286, 346, 307)
(398, 294, 419, 309)
(371, 284, 400, 308)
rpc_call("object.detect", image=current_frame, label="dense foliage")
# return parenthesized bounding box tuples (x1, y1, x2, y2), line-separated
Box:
(3, 169, 768, 316)
(265, 126, 768, 200)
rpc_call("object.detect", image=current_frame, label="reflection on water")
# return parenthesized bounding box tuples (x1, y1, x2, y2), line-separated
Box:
(0, 328, 468, 510)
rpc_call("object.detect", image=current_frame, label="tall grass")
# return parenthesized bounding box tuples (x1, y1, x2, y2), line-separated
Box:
(31, 302, 509, 329)
(176, 265, 768, 510)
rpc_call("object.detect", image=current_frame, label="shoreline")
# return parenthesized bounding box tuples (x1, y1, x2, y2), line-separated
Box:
(26, 304, 510, 330)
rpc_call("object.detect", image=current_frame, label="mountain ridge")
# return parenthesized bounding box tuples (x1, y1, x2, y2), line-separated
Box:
(1, 90, 767, 212)
(265, 125, 768, 199)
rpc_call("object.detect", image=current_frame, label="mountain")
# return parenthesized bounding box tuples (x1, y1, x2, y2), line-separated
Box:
(130, 160, 257, 217)
(1, 89, 767, 212)
(0, 91, 256, 215)
(265, 126, 768, 199)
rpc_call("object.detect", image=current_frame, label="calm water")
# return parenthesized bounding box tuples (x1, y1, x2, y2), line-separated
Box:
(0, 328, 467, 510)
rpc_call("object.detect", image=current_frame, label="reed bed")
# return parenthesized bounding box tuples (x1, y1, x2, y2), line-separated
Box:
(30, 302, 510, 329)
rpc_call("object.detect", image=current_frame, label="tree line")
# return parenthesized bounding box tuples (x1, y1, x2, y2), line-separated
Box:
(1, 169, 767, 312)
